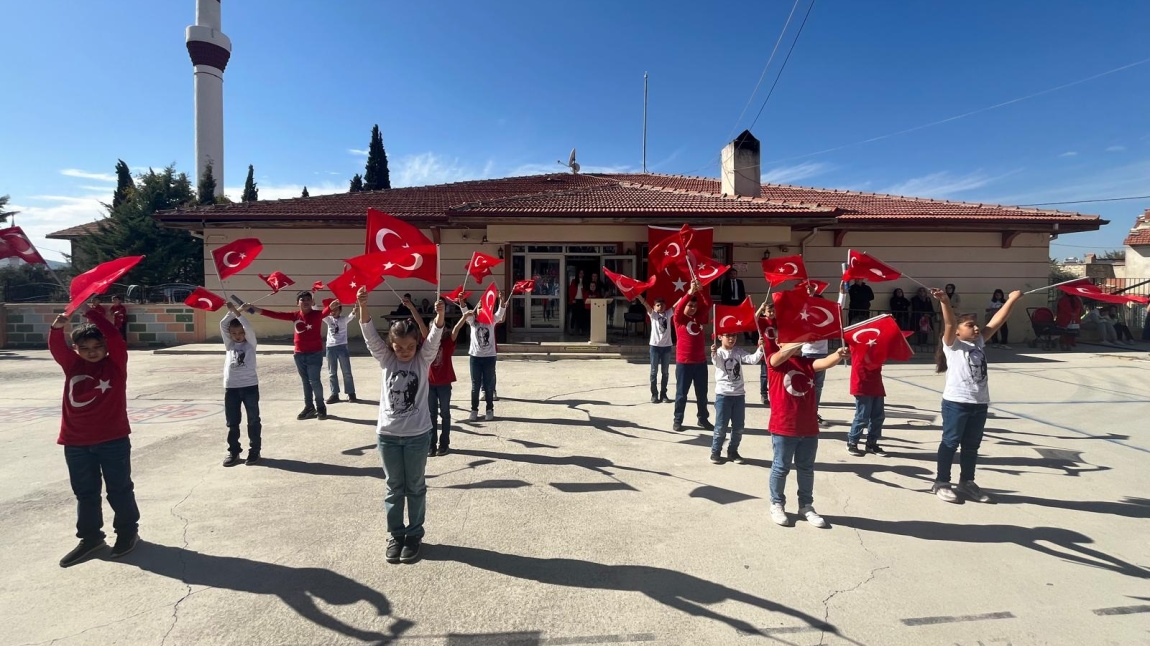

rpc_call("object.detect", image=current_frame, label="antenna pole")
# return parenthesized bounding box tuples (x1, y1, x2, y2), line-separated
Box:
(642, 72, 649, 173)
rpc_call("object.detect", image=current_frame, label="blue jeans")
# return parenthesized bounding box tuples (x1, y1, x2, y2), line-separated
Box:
(673, 362, 709, 426)
(469, 355, 496, 412)
(937, 399, 988, 483)
(803, 352, 827, 408)
(649, 345, 671, 397)
(711, 394, 745, 454)
(759, 363, 770, 403)
(326, 344, 355, 397)
(224, 385, 262, 454)
(847, 395, 885, 446)
(293, 351, 325, 409)
(428, 384, 452, 448)
(64, 437, 140, 541)
(769, 434, 818, 508)
(377, 431, 431, 539)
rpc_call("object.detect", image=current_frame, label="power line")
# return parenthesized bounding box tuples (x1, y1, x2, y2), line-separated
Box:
(748, 0, 818, 132)
(1019, 195, 1150, 207)
(726, 0, 804, 143)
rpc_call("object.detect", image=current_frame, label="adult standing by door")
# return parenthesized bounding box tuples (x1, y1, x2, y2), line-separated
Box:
(568, 269, 587, 334)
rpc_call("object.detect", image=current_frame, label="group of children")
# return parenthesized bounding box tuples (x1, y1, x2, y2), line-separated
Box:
(644, 278, 1024, 527)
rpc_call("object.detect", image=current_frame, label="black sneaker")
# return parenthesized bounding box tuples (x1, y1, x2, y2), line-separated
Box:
(727, 450, 747, 465)
(427, 445, 437, 457)
(222, 453, 242, 467)
(109, 533, 139, 559)
(245, 451, 260, 465)
(867, 443, 889, 458)
(672, 423, 684, 432)
(400, 536, 422, 563)
(385, 537, 402, 564)
(297, 407, 317, 420)
(348, 394, 357, 403)
(709, 452, 724, 464)
(817, 415, 830, 428)
(316, 407, 328, 420)
(60, 538, 106, 568)
(650, 395, 659, 403)
(492, 392, 499, 401)
(325, 394, 340, 405)
(699, 420, 714, 431)
(847, 443, 866, 457)
(660, 394, 671, 403)
(437, 446, 450, 456)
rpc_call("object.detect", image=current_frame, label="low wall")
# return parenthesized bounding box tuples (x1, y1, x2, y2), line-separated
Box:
(0, 303, 208, 348)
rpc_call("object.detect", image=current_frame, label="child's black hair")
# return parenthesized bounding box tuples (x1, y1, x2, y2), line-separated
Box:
(934, 313, 978, 373)
(654, 297, 665, 305)
(387, 318, 422, 345)
(227, 318, 244, 331)
(71, 323, 105, 345)
(296, 290, 313, 302)
(112, 294, 123, 302)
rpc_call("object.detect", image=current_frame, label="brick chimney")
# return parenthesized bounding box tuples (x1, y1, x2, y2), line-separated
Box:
(721, 130, 761, 198)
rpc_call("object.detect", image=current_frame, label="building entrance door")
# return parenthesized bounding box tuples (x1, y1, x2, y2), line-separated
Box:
(512, 255, 563, 331)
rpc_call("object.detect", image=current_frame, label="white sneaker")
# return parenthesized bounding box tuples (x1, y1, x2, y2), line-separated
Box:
(798, 505, 828, 528)
(932, 482, 959, 503)
(485, 410, 494, 421)
(770, 503, 790, 527)
(468, 411, 478, 422)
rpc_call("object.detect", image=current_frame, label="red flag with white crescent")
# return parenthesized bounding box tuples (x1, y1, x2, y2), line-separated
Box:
(476, 283, 499, 325)
(259, 271, 295, 294)
(1057, 279, 1144, 304)
(511, 279, 536, 295)
(714, 297, 758, 336)
(444, 284, 474, 303)
(772, 288, 842, 344)
(842, 250, 901, 283)
(0, 226, 49, 266)
(365, 208, 433, 254)
(467, 252, 503, 282)
(602, 268, 656, 301)
(327, 266, 381, 304)
(761, 255, 808, 286)
(212, 238, 263, 280)
(184, 287, 226, 311)
(67, 256, 144, 315)
(844, 314, 914, 366)
(346, 244, 438, 285)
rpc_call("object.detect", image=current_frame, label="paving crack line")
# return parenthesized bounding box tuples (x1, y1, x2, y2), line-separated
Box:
(158, 467, 211, 646)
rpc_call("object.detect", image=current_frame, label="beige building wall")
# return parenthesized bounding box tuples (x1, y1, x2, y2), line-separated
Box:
(1124, 247, 1150, 278)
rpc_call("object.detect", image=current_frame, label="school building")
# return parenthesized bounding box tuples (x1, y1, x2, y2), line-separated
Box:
(154, 132, 1105, 342)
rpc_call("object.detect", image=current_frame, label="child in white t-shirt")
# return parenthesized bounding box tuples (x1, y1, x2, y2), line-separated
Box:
(220, 302, 261, 466)
(931, 287, 1021, 504)
(709, 333, 764, 465)
(323, 301, 358, 404)
(641, 297, 673, 403)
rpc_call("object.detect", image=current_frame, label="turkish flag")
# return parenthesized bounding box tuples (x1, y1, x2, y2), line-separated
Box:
(511, 279, 535, 295)
(0, 226, 48, 265)
(714, 297, 758, 336)
(797, 279, 830, 296)
(761, 255, 808, 286)
(212, 238, 263, 280)
(1057, 279, 1142, 304)
(602, 267, 656, 301)
(842, 250, 901, 283)
(327, 266, 381, 304)
(184, 287, 226, 311)
(66, 256, 145, 315)
(365, 208, 433, 255)
(259, 271, 295, 294)
(346, 244, 438, 285)
(772, 288, 842, 344)
(467, 252, 503, 282)
(647, 225, 713, 307)
(311, 280, 324, 292)
(844, 314, 914, 366)
(476, 283, 499, 325)
(686, 249, 730, 288)
(444, 284, 474, 303)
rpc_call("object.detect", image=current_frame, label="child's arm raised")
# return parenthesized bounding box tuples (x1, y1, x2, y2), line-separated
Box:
(48, 313, 77, 370)
(406, 297, 429, 340)
(220, 304, 238, 350)
(981, 290, 1022, 342)
(769, 342, 804, 368)
(813, 346, 849, 372)
(355, 287, 393, 364)
(420, 300, 447, 362)
(742, 342, 765, 365)
(450, 307, 468, 341)
(932, 287, 957, 346)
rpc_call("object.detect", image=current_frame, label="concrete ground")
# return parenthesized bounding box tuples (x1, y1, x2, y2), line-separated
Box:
(1, 343, 1148, 646)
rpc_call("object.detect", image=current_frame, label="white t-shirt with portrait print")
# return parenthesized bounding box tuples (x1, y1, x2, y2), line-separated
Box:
(648, 310, 672, 347)
(942, 335, 989, 404)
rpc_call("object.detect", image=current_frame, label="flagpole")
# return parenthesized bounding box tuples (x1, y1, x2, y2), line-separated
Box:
(1023, 276, 1086, 295)
(435, 243, 441, 301)
(249, 291, 278, 305)
(209, 244, 231, 300)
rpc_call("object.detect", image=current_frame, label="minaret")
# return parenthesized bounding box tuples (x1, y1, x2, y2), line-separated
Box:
(185, 0, 231, 197)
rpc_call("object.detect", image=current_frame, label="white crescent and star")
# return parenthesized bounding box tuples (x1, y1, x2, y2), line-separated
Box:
(1, 231, 35, 256)
(294, 321, 308, 334)
(672, 278, 687, 292)
(869, 268, 887, 278)
(664, 242, 682, 259)
(375, 228, 407, 252)
(197, 297, 215, 309)
(781, 262, 798, 275)
(783, 370, 810, 397)
(718, 315, 737, 329)
(67, 375, 110, 408)
(808, 305, 836, 327)
(851, 327, 881, 346)
(685, 321, 701, 336)
(221, 251, 241, 268)
(696, 263, 722, 280)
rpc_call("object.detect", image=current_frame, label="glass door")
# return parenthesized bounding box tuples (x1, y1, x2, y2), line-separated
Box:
(512, 255, 563, 330)
(601, 255, 637, 329)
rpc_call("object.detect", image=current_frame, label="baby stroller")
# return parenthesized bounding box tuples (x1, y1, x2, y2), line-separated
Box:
(1027, 307, 1061, 349)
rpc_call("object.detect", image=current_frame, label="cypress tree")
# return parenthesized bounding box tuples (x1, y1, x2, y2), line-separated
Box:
(0, 195, 16, 224)
(113, 160, 134, 209)
(349, 173, 364, 193)
(197, 163, 217, 205)
(301, 186, 310, 198)
(242, 164, 259, 202)
(363, 125, 391, 190)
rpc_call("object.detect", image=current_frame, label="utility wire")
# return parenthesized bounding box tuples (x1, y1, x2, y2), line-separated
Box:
(1019, 195, 1150, 207)
(748, 0, 818, 132)
(725, 0, 804, 144)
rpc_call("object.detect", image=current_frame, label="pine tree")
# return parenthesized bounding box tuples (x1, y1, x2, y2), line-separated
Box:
(301, 186, 310, 198)
(113, 160, 134, 209)
(75, 166, 203, 286)
(0, 194, 17, 224)
(197, 162, 217, 205)
(363, 124, 391, 190)
(349, 173, 364, 193)
(242, 164, 259, 202)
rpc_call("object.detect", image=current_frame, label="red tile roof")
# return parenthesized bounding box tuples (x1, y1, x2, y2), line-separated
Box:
(1124, 229, 1150, 246)
(46, 220, 105, 239)
(154, 172, 1105, 232)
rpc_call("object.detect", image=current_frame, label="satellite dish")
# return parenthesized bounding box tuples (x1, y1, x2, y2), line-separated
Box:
(557, 147, 580, 174)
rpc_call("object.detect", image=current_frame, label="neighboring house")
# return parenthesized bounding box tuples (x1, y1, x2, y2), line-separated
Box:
(154, 132, 1106, 341)
(45, 220, 105, 268)
(1123, 209, 1150, 278)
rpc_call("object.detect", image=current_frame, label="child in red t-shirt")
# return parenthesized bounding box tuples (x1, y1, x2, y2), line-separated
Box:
(767, 341, 847, 529)
(428, 304, 470, 456)
(845, 346, 888, 458)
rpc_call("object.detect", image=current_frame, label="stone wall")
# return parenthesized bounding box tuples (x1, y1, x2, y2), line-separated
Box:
(0, 303, 207, 348)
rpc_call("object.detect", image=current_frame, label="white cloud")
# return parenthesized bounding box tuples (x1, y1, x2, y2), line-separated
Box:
(507, 162, 635, 177)
(392, 152, 497, 187)
(6, 193, 107, 262)
(982, 159, 1150, 206)
(1058, 151, 1078, 158)
(60, 169, 116, 182)
(222, 181, 346, 202)
(761, 162, 833, 185)
(882, 170, 1011, 198)
(1106, 145, 1126, 152)
(347, 149, 369, 157)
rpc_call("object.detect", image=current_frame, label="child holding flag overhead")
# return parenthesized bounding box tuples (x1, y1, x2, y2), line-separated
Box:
(842, 314, 913, 458)
(249, 289, 332, 421)
(672, 280, 712, 432)
(709, 332, 764, 465)
(323, 301, 358, 404)
(220, 302, 261, 466)
(463, 286, 508, 421)
(428, 304, 470, 456)
(930, 287, 1022, 504)
(641, 297, 673, 403)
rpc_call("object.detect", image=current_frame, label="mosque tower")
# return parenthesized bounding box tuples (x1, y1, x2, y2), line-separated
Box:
(185, 0, 231, 197)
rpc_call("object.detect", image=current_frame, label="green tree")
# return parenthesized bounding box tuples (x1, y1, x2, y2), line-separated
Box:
(362, 124, 391, 190)
(112, 160, 134, 209)
(1050, 258, 1078, 284)
(241, 164, 259, 202)
(1100, 249, 1125, 260)
(0, 194, 17, 224)
(76, 166, 203, 286)
(197, 162, 217, 205)
(349, 173, 364, 192)
(301, 186, 310, 198)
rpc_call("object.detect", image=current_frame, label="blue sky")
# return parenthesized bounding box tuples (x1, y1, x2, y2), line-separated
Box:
(3, 0, 1148, 263)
